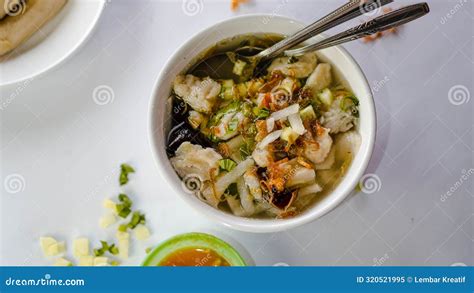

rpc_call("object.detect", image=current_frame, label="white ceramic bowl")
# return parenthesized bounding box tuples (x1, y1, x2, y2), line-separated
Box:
(149, 14, 376, 233)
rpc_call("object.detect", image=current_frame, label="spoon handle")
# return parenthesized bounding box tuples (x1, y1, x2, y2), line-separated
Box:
(285, 3, 430, 56)
(257, 0, 392, 61)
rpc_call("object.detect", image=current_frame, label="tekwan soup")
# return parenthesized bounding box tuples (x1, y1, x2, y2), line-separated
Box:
(166, 34, 361, 219)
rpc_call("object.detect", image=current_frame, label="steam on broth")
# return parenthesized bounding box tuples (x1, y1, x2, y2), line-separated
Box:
(166, 33, 361, 219)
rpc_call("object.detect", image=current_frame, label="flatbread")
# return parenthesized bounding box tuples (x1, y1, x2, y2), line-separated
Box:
(0, 0, 25, 19)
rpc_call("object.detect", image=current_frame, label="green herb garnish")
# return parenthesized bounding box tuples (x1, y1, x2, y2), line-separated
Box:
(227, 116, 240, 132)
(340, 96, 360, 118)
(116, 193, 133, 218)
(252, 107, 270, 119)
(110, 260, 120, 266)
(94, 241, 119, 257)
(119, 163, 135, 185)
(118, 224, 128, 232)
(239, 142, 252, 159)
(127, 211, 146, 230)
(219, 159, 237, 172)
(109, 244, 119, 255)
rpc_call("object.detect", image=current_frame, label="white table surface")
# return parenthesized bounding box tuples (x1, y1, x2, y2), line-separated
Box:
(1, 0, 473, 266)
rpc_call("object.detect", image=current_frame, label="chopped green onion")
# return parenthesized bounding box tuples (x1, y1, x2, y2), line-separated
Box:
(109, 244, 119, 255)
(94, 241, 117, 257)
(119, 163, 135, 185)
(118, 193, 132, 206)
(116, 193, 133, 218)
(116, 204, 131, 218)
(252, 107, 270, 119)
(127, 211, 146, 229)
(340, 96, 359, 117)
(145, 247, 153, 254)
(110, 260, 120, 266)
(219, 159, 237, 172)
(227, 116, 240, 132)
(239, 143, 252, 159)
(118, 224, 128, 232)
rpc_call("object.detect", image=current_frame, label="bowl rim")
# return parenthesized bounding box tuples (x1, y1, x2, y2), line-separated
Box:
(148, 14, 376, 233)
(141, 232, 247, 266)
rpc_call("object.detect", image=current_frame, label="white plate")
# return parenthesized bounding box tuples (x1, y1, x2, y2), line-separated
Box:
(0, 0, 105, 86)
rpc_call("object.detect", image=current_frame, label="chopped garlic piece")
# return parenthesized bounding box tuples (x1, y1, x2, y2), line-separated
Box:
(93, 257, 109, 266)
(116, 231, 130, 259)
(73, 238, 90, 258)
(103, 198, 116, 211)
(54, 258, 72, 266)
(99, 213, 117, 228)
(116, 231, 130, 240)
(51, 241, 66, 255)
(40, 237, 64, 257)
(134, 225, 150, 241)
(78, 255, 94, 266)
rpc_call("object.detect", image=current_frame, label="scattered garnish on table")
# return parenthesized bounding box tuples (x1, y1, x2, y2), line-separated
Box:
(39, 236, 66, 257)
(231, 0, 248, 11)
(362, 8, 398, 43)
(119, 163, 135, 185)
(39, 163, 152, 266)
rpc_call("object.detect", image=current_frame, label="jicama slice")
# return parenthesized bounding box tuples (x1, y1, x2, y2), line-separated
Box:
(270, 104, 299, 121)
(286, 167, 316, 187)
(225, 194, 247, 217)
(257, 130, 282, 149)
(288, 113, 305, 135)
(0, 0, 68, 56)
(298, 182, 322, 197)
(202, 158, 254, 207)
(237, 177, 255, 215)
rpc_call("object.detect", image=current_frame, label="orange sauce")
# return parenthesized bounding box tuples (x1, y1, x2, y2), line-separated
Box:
(159, 247, 230, 266)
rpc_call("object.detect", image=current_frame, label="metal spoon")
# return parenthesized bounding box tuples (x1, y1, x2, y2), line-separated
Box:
(190, 0, 391, 81)
(285, 3, 430, 56)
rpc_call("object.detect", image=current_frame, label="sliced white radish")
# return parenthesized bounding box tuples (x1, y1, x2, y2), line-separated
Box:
(257, 130, 283, 149)
(270, 104, 299, 121)
(288, 113, 306, 135)
(266, 117, 275, 132)
(298, 182, 323, 197)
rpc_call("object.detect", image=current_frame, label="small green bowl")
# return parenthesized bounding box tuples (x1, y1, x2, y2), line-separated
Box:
(142, 233, 246, 266)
